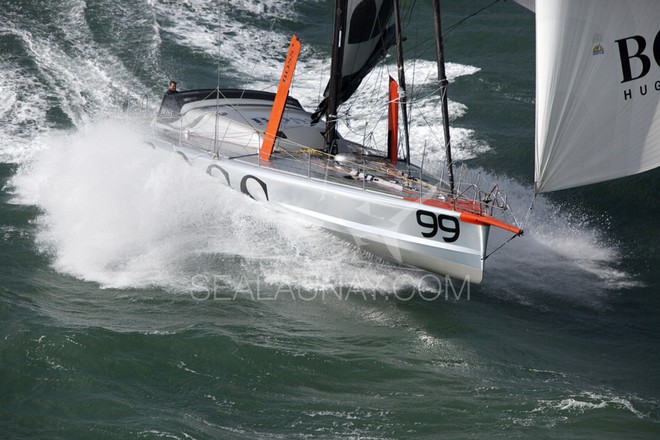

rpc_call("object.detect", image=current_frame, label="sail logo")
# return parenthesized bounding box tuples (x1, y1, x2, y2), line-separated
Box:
(592, 44, 604, 56)
(615, 31, 660, 100)
(616, 32, 659, 83)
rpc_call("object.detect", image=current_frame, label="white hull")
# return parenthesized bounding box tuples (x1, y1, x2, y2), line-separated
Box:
(150, 89, 518, 284)
(152, 138, 489, 282)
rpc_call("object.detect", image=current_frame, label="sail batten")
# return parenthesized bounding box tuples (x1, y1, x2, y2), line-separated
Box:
(534, 0, 660, 192)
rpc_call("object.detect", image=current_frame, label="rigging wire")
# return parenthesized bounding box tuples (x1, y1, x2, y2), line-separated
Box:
(484, 190, 534, 261)
(483, 231, 521, 261)
(404, 0, 503, 60)
(405, 12, 421, 164)
(520, 192, 537, 232)
(444, 0, 502, 37)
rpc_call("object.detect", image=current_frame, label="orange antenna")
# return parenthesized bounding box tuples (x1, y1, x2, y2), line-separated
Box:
(387, 76, 399, 164)
(260, 35, 301, 162)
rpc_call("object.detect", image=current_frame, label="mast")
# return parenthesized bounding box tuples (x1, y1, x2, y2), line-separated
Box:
(392, 0, 411, 173)
(432, 0, 455, 195)
(325, 0, 348, 154)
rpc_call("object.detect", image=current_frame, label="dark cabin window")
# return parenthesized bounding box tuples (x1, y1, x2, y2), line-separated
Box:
(348, 0, 377, 44)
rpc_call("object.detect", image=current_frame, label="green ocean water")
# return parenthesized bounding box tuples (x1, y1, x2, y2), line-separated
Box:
(1, 0, 659, 438)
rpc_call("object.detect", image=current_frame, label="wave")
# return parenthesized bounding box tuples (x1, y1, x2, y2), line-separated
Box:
(536, 390, 652, 420)
(475, 171, 640, 308)
(9, 120, 414, 290)
(0, 0, 160, 162)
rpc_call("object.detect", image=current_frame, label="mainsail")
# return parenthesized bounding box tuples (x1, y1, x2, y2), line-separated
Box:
(533, 0, 660, 192)
(312, 0, 395, 123)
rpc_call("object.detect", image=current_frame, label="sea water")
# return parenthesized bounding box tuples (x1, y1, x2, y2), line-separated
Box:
(1, 0, 658, 438)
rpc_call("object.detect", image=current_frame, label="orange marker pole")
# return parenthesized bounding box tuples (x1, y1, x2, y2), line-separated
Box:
(387, 76, 399, 164)
(260, 35, 301, 162)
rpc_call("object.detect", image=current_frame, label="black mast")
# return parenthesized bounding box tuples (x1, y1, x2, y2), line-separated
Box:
(326, 0, 348, 154)
(432, 0, 455, 195)
(392, 0, 411, 173)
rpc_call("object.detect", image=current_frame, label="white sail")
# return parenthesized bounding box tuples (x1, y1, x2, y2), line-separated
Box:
(534, 0, 660, 192)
